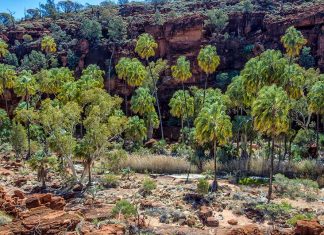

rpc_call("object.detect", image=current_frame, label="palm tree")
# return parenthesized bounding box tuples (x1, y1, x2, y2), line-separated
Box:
(125, 116, 147, 145)
(308, 81, 324, 156)
(281, 26, 307, 60)
(251, 85, 290, 203)
(14, 70, 38, 159)
(0, 64, 17, 112)
(131, 87, 158, 139)
(197, 45, 220, 103)
(0, 39, 9, 58)
(116, 57, 147, 87)
(169, 90, 194, 135)
(171, 56, 192, 129)
(41, 35, 57, 54)
(135, 33, 164, 139)
(195, 102, 232, 192)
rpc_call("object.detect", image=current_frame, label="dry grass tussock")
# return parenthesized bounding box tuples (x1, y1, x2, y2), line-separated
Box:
(122, 154, 323, 179)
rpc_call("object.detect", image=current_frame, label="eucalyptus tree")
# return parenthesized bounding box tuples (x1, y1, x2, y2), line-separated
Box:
(77, 89, 127, 185)
(169, 90, 194, 134)
(0, 64, 17, 112)
(195, 102, 232, 192)
(0, 39, 8, 58)
(41, 35, 57, 54)
(14, 70, 38, 159)
(308, 81, 324, 156)
(131, 87, 158, 139)
(135, 33, 165, 139)
(197, 45, 220, 103)
(251, 85, 290, 202)
(78, 64, 105, 90)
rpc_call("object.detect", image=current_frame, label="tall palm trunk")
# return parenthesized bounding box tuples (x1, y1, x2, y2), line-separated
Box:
(212, 140, 218, 192)
(316, 114, 319, 157)
(147, 60, 164, 139)
(26, 89, 31, 160)
(107, 45, 115, 94)
(268, 138, 275, 203)
(203, 73, 209, 104)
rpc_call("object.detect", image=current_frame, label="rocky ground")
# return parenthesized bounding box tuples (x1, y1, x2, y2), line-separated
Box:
(0, 154, 323, 235)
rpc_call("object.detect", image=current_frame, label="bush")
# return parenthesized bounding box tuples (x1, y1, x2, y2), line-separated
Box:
(287, 213, 314, 226)
(142, 177, 157, 192)
(292, 128, 316, 159)
(105, 149, 127, 172)
(0, 211, 12, 226)
(3, 53, 19, 67)
(151, 140, 167, 154)
(238, 177, 267, 186)
(0, 109, 11, 142)
(197, 178, 209, 194)
(23, 34, 33, 43)
(80, 19, 102, 42)
(111, 200, 136, 219)
(256, 202, 293, 220)
(299, 47, 315, 69)
(10, 123, 27, 159)
(204, 9, 228, 33)
(20, 50, 48, 72)
(101, 174, 119, 188)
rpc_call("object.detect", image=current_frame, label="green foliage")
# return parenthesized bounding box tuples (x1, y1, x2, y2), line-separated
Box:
(237, 0, 254, 13)
(116, 57, 147, 87)
(40, 0, 58, 18)
(111, 200, 136, 218)
(171, 143, 193, 157)
(148, 140, 165, 154)
(135, 33, 158, 60)
(80, 19, 102, 42)
(197, 45, 220, 75)
(107, 14, 127, 42)
(105, 149, 127, 172)
(256, 202, 293, 220)
(197, 178, 209, 194)
(308, 81, 324, 115)
(126, 116, 147, 144)
(204, 9, 228, 33)
(169, 90, 194, 123)
(3, 53, 19, 67)
(0, 40, 8, 58)
(281, 26, 307, 58)
(23, 34, 33, 43)
(299, 47, 315, 69)
(287, 213, 314, 226)
(101, 174, 119, 188)
(67, 50, 79, 69)
(215, 72, 233, 90)
(0, 109, 11, 141)
(292, 129, 316, 159)
(171, 56, 192, 82)
(0, 211, 12, 226)
(10, 123, 27, 158)
(142, 177, 157, 192)
(252, 85, 290, 138)
(238, 177, 267, 186)
(20, 50, 48, 72)
(274, 174, 319, 201)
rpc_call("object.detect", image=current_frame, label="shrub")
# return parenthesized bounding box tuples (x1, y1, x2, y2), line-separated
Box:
(111, 200, 136, 219)
(80, 19, 102, 42)
(287, 213, 314, 226)
(0, 211, 12, 226)
(23, 34, 33, 43)
(204, 9, 228, 33)
(3, 53, 19, 67)
(197, 178, 209, 194)
(0, 109, 11, 142)
(256, 202, 293, 220)
(238, 177, 267, 186)
(299, 47, 315, 69)
(151, 140, 167, 154)
(10, 123, 27, 159)
(142, 177, 157, 192)
(105, 149, 127, 172)
(292, 129, 316, 159)
(20, 50, 47, 72)
(101, 174, 119, 188)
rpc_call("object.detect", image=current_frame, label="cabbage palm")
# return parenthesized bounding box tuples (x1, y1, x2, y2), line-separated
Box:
(169, 90, 194, 133)
(0, 39, 9, 58)
(135, 33, 164, 139)
(281, 26, 307, 59)
(14, 70, 38, 159)
(195, 102, 232, 191)
(125, 116, 147, 145)
(41, 35, 57, 54)
(131, 87, 158, 139)
(308, 81, 324, 156)
(252, 85, 290, 202)
(116, 57, 147, 87)
(0, 64, 17, 112)
(197, 45, 220, 103)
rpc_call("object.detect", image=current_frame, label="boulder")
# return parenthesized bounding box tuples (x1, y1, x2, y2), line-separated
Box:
(295, 220, 323, 235)
(228, 219, 238, 225)
(206, 217, 219, 227)
(198, 206, 213, 222)
(25, 196, 41, 209)
(227, 224, 262, 235)
(13, 190, 25, 199)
